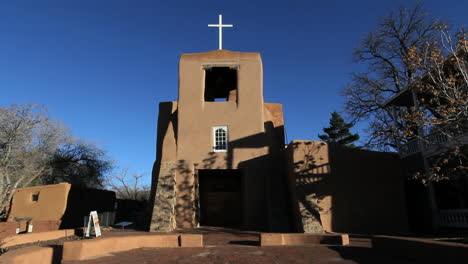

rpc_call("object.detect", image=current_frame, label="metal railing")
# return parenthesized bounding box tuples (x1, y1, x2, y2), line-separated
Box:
(399, 120, 468, 157)
(399, 139, 420, 156)
(439, 209, 468, 228)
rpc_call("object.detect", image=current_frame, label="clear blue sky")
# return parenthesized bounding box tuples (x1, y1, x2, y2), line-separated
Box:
(1, 0, 466, 185)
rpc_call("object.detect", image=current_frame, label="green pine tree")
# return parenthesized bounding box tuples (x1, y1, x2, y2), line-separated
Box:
(318, 111, 360, 148)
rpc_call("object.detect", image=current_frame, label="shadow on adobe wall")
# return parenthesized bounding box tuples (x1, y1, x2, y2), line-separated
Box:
(327, 143, 408, 234)
(174, 159, 196, 229)
(148, 122, 291, 232)
(287, 141, 327, 233)
(149, 123, 409, 234)
(60, 187, 115, 229)
(49, 244, 63, 264)
(287, 140, 409, 235)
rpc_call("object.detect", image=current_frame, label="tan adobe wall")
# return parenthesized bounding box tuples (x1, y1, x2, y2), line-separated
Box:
(260, 233, 349, 246)
(285, 140, 408, 235)
(1, 229, 75, 248)
(2, 220, 62, 235)
(30, 220, 61, 233)
(7, 183, 71, 222)
(155, 102, 178, 163)
(0, 246, 57, 264)
(62, 234, 202, 261)
(176, 50, 268, 168)
(0, 222, 17, 237)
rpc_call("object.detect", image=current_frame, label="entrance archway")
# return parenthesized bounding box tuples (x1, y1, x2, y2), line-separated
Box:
(198, 169, 243, 228)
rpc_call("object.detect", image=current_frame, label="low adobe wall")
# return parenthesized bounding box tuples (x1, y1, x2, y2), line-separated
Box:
(0, 222, 17, 237)
(6, 183, 116, 232)
(0, 246, 58, 264)
(373, 235, 468, 264)
(0, 229, 75, 248)
(63, 234, 203, 261)
(31, 220, 61, 233)
(0, 233, 203, 263)
(260, 233, 349, 246)
(179, 234, 203, 247)
(0, 220, 61, 240)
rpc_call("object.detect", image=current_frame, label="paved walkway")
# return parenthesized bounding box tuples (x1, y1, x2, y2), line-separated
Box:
(63, 228, 420, 264)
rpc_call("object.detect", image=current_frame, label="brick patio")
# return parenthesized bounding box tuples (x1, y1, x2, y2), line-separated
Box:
(62, 228, 421, 264)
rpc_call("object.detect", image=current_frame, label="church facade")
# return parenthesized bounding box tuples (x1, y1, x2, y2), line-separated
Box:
(149, 49, 409, 234)
(149, 50, 289, 232)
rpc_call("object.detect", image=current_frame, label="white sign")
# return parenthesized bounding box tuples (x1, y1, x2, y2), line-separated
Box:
(85, 211, 102, 237)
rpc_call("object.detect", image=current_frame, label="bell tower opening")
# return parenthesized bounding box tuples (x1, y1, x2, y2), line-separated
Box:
(204, 66, 238, 102)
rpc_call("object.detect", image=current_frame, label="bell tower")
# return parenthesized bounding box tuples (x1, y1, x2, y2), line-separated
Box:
(149, 15, 288, 233)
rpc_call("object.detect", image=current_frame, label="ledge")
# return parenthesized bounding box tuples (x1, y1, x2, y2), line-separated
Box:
(373, 235, 468, 264)
(180, 234, 203, 247)
(62, 234, 203, 261)
(0, 246, 57, 264)
(260, 233, 349, 246)
(0, 229, 75, 248)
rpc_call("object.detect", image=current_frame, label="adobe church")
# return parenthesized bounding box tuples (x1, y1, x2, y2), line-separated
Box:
(149, 16, 409, 234)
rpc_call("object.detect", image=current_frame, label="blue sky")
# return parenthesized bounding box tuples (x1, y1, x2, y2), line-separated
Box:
(1, 0, 466, 185)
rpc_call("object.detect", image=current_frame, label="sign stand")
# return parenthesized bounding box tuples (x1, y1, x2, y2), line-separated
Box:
(85, 211, 102, 238)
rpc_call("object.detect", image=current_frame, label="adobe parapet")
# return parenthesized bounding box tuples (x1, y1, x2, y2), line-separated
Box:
(180, 49, 260, 61)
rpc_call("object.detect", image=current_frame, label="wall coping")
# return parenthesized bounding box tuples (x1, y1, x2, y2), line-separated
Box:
(260, 233, 349, 246)
(62, 234, 203, 261)
(0, 246, 55, 264)
(0, 229, 75, 248)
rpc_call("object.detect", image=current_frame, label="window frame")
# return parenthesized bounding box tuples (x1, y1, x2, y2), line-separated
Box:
(213, 126, 228, 152)
(32, 193, 39, 202)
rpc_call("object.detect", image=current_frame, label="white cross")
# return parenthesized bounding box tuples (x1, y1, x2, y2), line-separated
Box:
(208, 14, 233, 50)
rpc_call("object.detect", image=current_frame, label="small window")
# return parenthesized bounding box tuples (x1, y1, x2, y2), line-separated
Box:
(204, 67, 238, 102)
(32, 193, 39, 202)
(213, 126, 228, 152)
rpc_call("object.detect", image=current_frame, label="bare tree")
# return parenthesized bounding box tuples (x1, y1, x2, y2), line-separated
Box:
(406, 27, 468, 129)
(343, 2, 444, 150)
(43, 140, 113, 188)
(342, 1, 468, 184)
(0, 104, 68, 217)
(105, 168, 150, 201)
(0, 104, 115, 218)
(400, 26, 468, 181)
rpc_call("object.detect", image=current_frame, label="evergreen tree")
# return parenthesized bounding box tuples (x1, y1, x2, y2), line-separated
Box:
(318, 112, 360, 148)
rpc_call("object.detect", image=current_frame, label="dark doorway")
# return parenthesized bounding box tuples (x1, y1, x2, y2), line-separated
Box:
(198, 169, 242, 227)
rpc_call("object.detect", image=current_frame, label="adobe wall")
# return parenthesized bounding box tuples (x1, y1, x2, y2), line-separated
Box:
(0, 222, 17, 237)
(149, 102, 178, 232)
(62, 234, 202, 261)
(1, 229, 75, 248)
(0, 246, 58, 264)
(150, 103, 287, 231)
(149, 50, 288, 232)
(60, 187, 116, 229)
(7, 183, 71, 223)
(176, 50, 268, 168)
(285, 140, 408, 234)
(5, 183, 116, 233)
